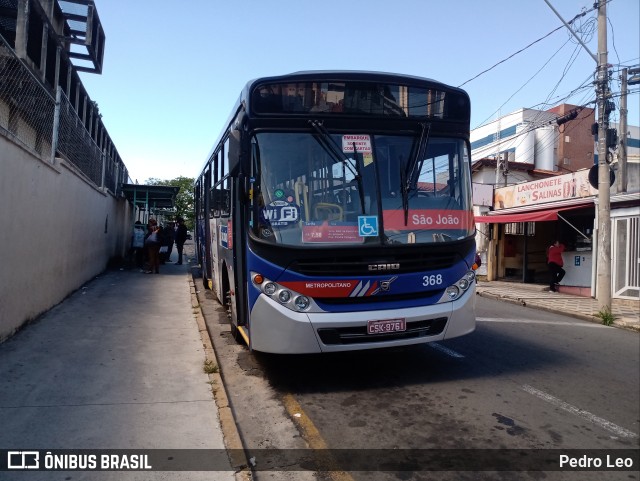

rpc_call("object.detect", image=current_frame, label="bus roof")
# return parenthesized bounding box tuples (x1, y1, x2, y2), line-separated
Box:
(199, 71, 469, 177)
(243, 70, 460, 92)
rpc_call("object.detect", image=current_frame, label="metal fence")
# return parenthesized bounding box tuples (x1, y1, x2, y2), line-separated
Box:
(57, 89, 105, 187)
(0, 35, 127, 195)
(0, 36, 55, 161)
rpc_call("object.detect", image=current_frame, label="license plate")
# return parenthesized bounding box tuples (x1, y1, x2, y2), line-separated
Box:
(367, 318, 406, 335)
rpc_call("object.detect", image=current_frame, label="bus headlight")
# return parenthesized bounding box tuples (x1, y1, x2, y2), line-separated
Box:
(251, 272, 316, 312)
(278, 290, 292, 303)
(263, 282, 277, 296)
(446, 286, 460, 299)
(439, 270, 476, 303)
(294, 296, 310, 310)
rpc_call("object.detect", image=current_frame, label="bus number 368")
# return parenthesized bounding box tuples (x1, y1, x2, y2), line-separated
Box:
(422, 274, 443, 287)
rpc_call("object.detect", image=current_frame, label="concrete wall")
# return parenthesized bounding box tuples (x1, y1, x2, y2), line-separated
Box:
(0, 137, 132, 341)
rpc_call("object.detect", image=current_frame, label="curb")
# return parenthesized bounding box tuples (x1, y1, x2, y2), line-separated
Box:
(189, 273, 252, 481)
(477, 290, 526, 306)
(476, 290, 640, 332)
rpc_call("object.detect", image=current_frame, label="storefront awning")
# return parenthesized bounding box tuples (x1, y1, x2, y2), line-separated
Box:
(475, 202, 593, 223)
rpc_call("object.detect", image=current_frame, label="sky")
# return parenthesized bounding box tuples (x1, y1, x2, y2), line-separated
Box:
(78, 0, 640, 184)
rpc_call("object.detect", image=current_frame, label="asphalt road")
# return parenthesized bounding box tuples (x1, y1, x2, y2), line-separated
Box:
(196, 280, 640, 481)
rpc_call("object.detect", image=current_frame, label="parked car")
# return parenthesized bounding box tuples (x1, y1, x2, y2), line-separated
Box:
(186, 230, 192, 240)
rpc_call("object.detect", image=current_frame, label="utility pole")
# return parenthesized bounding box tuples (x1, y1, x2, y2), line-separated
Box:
(619, 67, 640, 193)
(494, 114, 502, 187)
(595, 0, 611, 311)
(544, 0, 611, 311)
(619, 68, 628, 193)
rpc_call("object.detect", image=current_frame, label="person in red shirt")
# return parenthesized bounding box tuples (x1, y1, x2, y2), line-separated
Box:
(547, 240, 566, 292)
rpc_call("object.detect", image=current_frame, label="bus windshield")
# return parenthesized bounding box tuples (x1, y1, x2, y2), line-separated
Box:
(250, 131, 474, 246)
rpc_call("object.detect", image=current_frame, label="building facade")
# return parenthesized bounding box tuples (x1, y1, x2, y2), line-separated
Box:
(471, 104, 639, 301)
(0, 1, 138, 340)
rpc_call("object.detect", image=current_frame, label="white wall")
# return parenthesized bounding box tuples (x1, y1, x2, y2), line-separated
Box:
(471, 108, 558, 165)
(0, 137, 132, 341)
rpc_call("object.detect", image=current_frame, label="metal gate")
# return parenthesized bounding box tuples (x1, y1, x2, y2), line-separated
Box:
(612, 215, 640, 299)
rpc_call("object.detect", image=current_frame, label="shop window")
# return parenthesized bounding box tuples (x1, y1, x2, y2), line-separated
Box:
(504, 222, 535, 236)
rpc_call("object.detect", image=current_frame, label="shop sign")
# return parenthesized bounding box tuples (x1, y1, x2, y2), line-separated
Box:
(494, 169, 597, 210)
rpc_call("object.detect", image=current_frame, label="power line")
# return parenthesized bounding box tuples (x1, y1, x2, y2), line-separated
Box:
(458, 6, 596, 88)
(473, 37, 574, 129)
(474, 74, 593, 131)
(457, 26, 563, 88)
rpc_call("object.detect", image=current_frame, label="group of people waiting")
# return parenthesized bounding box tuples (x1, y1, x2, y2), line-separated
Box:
(131, 217, 188, 274)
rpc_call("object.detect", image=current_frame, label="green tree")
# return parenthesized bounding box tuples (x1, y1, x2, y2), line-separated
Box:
(145, 176, 195, 229)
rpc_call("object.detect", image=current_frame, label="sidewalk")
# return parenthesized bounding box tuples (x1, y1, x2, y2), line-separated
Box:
(476, 280, 640, 332)
(0, 245, 246, 480)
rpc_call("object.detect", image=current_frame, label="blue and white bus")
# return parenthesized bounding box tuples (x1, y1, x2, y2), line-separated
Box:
(195, 71, 477, 353)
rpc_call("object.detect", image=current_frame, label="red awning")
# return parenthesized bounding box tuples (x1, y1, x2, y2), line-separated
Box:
(475, 203, 593, 223)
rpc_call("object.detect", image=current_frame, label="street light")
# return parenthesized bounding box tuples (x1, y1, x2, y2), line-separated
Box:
(627, 67, 640, 86)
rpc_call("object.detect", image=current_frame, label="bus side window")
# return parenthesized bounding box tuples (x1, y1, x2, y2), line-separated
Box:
(210, 187, 220, 218)
(220, 177, 231, 217)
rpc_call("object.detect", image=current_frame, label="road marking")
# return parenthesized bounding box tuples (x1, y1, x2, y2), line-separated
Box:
(477, 317, 608, 328)
(282, 394, 355, 481)
(521, 384, 638, 438)
(429, 342, 465, 358)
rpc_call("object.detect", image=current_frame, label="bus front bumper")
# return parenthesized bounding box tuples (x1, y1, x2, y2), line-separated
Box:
(248, 287, 476, 354)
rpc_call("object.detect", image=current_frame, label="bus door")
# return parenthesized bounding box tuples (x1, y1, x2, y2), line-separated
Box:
(217, 176, 237, 316)
(203, 168, 213, 290)
(210, 217, 220, 298)
(231, 174, 249, 334)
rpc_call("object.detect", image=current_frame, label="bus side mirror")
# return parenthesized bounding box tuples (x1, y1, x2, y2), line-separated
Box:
(228, 131, 241, 175)
(233, 110, 246, 131)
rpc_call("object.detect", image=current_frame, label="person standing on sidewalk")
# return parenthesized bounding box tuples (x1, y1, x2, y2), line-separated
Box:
(145, 219, 161, 274)
(546, 240, 566, 292)
(164, 221, 176, 262)
(175, 217, 188, 265)
(132, 221, 146, 270)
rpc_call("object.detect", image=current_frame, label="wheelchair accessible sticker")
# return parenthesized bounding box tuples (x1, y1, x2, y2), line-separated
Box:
(358, 216, 379, 237)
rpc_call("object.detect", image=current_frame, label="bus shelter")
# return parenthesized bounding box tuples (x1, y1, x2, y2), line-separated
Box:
(121, 184, 180, 224)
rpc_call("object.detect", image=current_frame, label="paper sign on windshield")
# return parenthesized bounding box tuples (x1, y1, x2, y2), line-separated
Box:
(342, 135, 372, 153)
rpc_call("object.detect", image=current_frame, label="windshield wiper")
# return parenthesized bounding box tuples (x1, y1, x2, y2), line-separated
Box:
(308, 120, 365, 214)
(399, 159, 409, 225)
(400, 122, 431, 225)
(309, 120, 356, 176)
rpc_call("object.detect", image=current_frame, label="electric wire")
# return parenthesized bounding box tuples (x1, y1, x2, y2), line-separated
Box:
(474, 37, 574, 130)
(472, 82, 596, 168)
(471, 5, 602, 172)
(473, 101, 597, 175)
(458, 26, 563, 89)
(458, 5, 597, 89)
(521, 12, 597, 132)
(473, 9, 598, 131)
